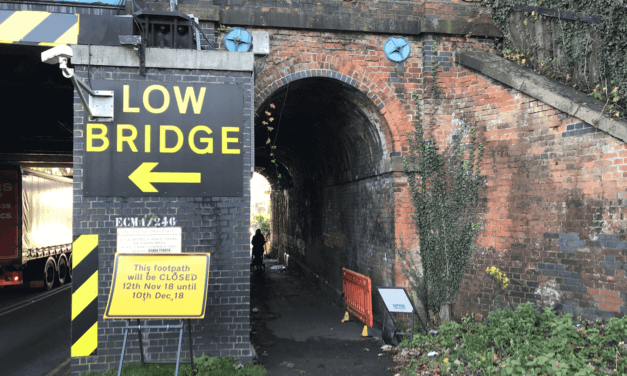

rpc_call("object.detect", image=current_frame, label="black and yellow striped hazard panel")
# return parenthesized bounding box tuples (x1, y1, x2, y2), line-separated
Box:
(0, 10, 78, 46)
(71, 234, 98, 357)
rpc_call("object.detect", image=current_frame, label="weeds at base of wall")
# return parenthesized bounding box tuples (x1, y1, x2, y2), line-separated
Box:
(83, 355, 266, 376)
(392, 302, 627, 376)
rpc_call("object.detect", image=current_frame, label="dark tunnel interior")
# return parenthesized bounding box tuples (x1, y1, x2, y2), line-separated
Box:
(254, 77, 398, 307)
(0, 44, 73, 155)
(255, 78, 389, 188)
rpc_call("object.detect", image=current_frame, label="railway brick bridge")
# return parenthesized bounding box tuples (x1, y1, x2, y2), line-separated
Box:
(2, 0, 626, 374)
(214, 0, 627, 325)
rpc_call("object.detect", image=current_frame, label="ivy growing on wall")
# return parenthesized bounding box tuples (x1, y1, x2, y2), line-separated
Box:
(261, 103, 283, 193)
(481, 0, 625, 120)
(397, 42, 483, 323)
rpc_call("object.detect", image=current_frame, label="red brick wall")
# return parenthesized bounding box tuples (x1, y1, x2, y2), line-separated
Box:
(226, 3, 627, 321)
(249, 28, 415, 146)
(392, 36, 494, 295)
(426, 38, 627, 320)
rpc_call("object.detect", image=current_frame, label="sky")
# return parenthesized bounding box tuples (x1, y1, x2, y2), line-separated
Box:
(251, 172, 270, 206)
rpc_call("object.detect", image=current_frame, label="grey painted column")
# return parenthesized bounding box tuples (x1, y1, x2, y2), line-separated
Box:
(70, 45, 254, 375)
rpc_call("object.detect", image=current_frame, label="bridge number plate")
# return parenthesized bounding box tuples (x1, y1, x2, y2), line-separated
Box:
(104, 253, 210, 319)
(116, 227, 182, 253)
(82, 80, 245, 197)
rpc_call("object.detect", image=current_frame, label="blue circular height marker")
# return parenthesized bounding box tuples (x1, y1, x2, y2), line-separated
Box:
(384, 37, 410, 62)
(224, 27, 252, 52)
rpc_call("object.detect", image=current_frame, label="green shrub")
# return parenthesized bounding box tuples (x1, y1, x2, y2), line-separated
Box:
(399, 302, 627, 375)
(251, 214, 271, 240)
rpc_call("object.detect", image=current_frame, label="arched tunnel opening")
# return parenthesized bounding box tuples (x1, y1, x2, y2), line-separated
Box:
(254, 76, 398, 320)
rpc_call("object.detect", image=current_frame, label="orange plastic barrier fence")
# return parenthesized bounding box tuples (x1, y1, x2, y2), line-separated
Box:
(342, 268, 373, 327)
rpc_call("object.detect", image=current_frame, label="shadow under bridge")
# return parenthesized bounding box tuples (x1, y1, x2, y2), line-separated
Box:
(253, 75, 400, 328)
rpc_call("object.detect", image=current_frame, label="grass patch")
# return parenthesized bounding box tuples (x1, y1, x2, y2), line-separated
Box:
(397, 302, 627, 376)
(84, 355, 266, 376)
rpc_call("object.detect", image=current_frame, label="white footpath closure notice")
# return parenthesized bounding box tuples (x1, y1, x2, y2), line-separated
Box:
(117, 227, 182, 253)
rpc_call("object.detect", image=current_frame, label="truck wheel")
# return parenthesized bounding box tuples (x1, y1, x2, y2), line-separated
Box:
(67, 254, 72, 282)
(57, 257, 67, 286)
(44, 258, 56, 291)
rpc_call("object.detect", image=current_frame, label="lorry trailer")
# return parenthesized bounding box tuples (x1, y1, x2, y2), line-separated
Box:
(0, 168, 72, 290)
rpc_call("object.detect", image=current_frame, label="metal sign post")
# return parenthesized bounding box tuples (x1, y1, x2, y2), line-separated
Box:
(117, 319, 194, 376)
(377, 286, 428, 342)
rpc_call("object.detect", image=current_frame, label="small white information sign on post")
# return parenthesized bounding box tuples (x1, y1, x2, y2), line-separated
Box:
(116, 227, 182, 253)
(378, 287, 415, 313)
(377, 286, 427, 341)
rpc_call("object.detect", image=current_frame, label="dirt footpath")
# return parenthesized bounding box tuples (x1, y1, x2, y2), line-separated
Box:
(249, 259, 398, 376)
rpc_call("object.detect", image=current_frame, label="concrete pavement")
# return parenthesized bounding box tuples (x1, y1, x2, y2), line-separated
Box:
(250, 259, 396, 376)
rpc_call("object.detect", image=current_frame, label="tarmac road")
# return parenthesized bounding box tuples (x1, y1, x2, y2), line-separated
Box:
(0, 284, 71, 376)
(0, 259, 395, 376)
(250, 259, 397, 376)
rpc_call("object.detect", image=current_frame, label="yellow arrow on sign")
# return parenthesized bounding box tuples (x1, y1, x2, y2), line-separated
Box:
(128, 162, 201, 192)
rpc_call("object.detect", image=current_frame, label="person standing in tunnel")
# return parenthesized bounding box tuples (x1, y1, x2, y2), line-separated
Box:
(251, 229, 267, 271)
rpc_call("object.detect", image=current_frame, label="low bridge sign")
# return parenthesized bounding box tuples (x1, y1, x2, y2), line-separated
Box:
(83, 80, 245, 197)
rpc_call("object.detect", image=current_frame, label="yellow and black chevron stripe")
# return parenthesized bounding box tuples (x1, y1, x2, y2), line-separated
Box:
(0, 10, 78, 46)
(71, 234, 98, 357)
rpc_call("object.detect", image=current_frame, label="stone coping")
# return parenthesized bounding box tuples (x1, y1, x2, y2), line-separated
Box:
(456, 51, 627, 143)
(135, 1, 501, 37)
(219, 9, 501, 37)
(70, 45, 254, 72)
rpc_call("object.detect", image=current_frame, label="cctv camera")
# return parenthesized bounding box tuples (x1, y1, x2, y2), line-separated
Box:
(42, 45, 74, 78)
(41, 45, 73, 65)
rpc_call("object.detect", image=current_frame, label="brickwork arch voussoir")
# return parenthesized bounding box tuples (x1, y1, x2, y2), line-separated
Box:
(254, 55, 406, 153)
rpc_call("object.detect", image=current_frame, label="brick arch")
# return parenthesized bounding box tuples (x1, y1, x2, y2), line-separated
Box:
(254, 53, 408, 153)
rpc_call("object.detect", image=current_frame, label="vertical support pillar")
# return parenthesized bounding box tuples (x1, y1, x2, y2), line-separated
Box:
(70, 45, 254, 374)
